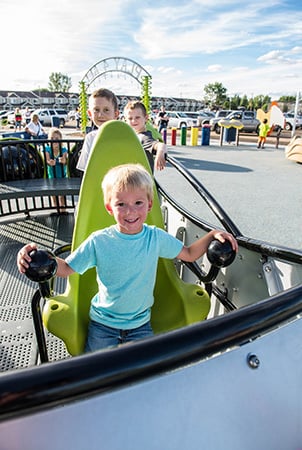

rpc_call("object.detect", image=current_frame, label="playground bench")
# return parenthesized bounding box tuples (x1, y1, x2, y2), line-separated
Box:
(0, 178, 81, 217)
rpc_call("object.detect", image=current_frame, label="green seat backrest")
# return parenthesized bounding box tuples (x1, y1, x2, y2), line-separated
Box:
(43, 121, 210, 355)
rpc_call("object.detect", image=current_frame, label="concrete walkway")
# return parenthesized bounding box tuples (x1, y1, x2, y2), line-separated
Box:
(156, 139, 302, 250)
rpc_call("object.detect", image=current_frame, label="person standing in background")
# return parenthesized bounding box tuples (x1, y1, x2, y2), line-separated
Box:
(156, 106, 169, 133)
(257, 118, 270, 149)
(14, 108, 22, 131)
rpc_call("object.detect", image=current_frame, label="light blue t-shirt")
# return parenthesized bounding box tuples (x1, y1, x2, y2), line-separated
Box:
(66, 224, 183, 329)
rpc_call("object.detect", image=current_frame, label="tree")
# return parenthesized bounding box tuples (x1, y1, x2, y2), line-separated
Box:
(48, 72, 72, 92)
(240, 95, 249, 110)
(279, 95, 296, 103)
(203, 82, 227, 108)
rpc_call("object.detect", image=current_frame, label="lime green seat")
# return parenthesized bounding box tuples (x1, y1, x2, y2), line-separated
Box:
(43, 121, 210, 355)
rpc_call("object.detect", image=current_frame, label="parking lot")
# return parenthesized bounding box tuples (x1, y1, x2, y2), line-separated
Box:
(0, 116, 294, 147)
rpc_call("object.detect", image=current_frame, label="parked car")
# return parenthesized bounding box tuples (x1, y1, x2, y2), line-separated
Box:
(283, 113, 302, 131)
(183, 112, 199, 120)
(33, 109, 68, 127)
(7, 111, 18, 125)
(67, 110, 77, 121)
(0, 110, 15, 125)
(211, 110, 260, 134)
(196, 111, 215, 127)
(165, 111, 198, 129)
(210, 110, 233, 132)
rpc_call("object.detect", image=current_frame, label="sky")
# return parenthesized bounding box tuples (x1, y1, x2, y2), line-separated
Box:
(2, 0, 302, 101)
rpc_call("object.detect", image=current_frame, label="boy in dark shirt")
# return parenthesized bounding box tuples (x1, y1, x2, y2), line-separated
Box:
(124, 101, 167, 172)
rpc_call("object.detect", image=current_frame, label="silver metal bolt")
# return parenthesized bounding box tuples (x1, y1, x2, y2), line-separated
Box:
(247, 353, 260, 369)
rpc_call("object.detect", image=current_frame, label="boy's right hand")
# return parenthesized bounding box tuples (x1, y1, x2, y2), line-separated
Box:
(17, 243, 38, 273)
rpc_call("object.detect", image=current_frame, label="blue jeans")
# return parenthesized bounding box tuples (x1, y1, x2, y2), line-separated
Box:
(85, 320, 153, 352)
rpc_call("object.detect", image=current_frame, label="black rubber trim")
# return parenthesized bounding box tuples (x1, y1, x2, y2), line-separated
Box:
(0, 284, 302, 421)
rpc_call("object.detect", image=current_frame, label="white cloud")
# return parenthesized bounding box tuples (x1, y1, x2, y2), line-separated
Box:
(258, 49, 301, 65)
(1, 0, 302, 99)
(207, 65, 222, 73)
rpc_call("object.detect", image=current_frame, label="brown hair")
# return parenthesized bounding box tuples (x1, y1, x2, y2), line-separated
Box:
(124, 101, 147, 117)
(89, 88, 118, 111)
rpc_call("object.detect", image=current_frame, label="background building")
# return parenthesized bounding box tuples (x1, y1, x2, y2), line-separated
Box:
(0, 90, 204, 113)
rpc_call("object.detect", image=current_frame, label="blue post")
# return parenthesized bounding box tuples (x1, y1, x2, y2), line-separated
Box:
(201, 124, 210, 146)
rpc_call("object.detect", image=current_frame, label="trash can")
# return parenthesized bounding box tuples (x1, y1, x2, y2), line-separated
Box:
(201, 121, 211, 146)
(51, 116, 60, 127)
(224, 126, 236, 143)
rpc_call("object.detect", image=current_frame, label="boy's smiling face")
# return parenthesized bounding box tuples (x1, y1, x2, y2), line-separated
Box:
(105, 187, 152, 235)
(88, 96, 119, 128)
(124, 107, 148, 134)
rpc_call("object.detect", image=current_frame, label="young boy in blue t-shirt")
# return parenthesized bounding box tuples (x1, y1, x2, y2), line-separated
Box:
(17, 164, 238, 352)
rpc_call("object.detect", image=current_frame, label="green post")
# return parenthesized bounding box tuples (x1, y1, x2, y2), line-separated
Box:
(181, 126, 187, 145)
(141, 75, 152, 116)
(79, 81, 88, 134)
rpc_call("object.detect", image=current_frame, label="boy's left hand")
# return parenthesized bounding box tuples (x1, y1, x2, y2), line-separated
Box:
(155, 153, 166, 171)
(213, 231, 238, 252)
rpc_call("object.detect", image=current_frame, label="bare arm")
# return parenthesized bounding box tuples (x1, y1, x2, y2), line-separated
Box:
(17, 243, 75, 278)
(153, 142, 167, 171)
(59, 151, 68, 165)
(177, 230, 238, 263)
(45, 151, 55, 166)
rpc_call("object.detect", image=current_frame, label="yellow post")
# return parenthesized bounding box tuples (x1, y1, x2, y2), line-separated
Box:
(190, 127, 198, 146)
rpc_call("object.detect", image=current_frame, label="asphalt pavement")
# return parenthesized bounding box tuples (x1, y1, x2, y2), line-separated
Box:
(156, 137, 302, 251)
(1, 123, 300, 250)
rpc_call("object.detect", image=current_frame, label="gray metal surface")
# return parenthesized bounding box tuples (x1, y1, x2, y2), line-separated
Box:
(0, 316, 301, 450)
(0, 214, 74, 372)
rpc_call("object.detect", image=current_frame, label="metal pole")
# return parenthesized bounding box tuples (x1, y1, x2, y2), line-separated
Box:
(292, 91, 300, 137)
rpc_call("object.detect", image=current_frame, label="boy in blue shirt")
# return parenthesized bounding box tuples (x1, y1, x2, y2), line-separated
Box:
(17, 164, 237, 352)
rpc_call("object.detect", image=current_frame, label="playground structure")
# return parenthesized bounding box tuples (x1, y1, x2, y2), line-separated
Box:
(79, 57, 152, 133)
(1, 121, 302, 449)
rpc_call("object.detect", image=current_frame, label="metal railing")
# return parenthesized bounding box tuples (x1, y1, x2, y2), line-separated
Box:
(0, 138, 83, 216)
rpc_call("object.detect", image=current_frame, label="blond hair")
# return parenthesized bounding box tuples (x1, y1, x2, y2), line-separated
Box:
(48, 127, 62, 140)
(102, 164, 153, 204)
(31, 113, 39, 122)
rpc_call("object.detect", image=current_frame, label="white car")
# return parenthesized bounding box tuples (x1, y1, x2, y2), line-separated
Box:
(1, 110, 15, 124)
(283, 113, 302, 131)
(165, 111, 198, 129)
(34, 108, 68, 127)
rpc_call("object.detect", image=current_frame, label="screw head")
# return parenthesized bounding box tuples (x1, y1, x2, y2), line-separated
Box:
(247, 353, 260, 369)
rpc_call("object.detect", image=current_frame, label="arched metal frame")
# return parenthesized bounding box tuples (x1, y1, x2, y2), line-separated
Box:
(81, 56, 152, 93)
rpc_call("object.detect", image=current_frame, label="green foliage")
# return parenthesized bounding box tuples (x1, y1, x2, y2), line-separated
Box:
(203, 82, 227, 108)
(240, 95, 249, 109)
(48, 72, 72, 92)
(202, 82, 279, 111)
(279, 95, 296, 103)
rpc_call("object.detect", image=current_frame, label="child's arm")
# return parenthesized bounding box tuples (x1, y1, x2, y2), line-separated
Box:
(177, 230, 238, 263)
(59, 149, 68, 165)
(45, 150, 55, 167)
(153, 142, 167, 171)
(17, 243, 75, 278)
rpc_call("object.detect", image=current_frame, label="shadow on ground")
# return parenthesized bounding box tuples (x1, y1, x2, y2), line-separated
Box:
(171, 156, 253, 173)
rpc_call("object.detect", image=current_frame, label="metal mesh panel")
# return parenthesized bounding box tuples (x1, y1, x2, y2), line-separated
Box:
(0, 213, 75, 371)
(0, 338, 36, 371)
